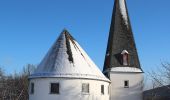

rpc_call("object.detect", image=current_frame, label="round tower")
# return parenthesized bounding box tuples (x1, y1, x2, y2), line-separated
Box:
(29, 30, 110, 100)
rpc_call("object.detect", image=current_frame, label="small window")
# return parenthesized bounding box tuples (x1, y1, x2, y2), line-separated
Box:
(101, 85, 104, 95)
(50, 83, 59, 94)
(108, 85, 110, 94)
(82, 83, 89, 93)
(30, 83, 34, 94)
(124, 80, 129, 88)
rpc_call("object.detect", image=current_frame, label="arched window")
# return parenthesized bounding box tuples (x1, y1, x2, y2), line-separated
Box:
(121, 50, 129, 66)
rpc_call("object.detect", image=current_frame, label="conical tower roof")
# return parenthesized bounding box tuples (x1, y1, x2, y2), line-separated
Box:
(30, 30, 109, 82)
(103, 0, 142, 73)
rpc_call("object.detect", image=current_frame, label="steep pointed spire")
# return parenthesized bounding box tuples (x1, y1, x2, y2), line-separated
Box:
(103, 0, 142, 72)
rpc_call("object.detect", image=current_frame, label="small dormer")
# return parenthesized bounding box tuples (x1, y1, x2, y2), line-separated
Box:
(121, 50, 129, 66)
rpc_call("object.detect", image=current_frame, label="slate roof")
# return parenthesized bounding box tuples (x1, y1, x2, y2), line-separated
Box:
(30, 30, 110, 82)
(103, 0, 142, 72)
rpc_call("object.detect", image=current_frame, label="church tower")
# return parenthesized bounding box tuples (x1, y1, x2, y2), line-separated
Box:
(103, 0, 144, 100)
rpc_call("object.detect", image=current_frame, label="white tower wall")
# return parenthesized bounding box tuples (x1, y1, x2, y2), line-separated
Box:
(29, 78, 110, 100)
(109, 71, 143, 100)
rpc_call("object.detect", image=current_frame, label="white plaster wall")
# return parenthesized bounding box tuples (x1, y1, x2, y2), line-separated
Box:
(29, 78, 110, 100)
(109, 72, 144, 100)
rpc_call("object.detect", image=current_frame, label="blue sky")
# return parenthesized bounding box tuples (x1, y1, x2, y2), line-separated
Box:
(0, 0, 170, 74)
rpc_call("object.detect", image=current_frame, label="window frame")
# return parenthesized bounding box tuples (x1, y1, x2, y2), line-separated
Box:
(30, 82, 34, 94)
(50, 83, 60, 94)
(101, 85, 104, 95)
(82, 83, 90, 94)
(124, 80, 129, 88)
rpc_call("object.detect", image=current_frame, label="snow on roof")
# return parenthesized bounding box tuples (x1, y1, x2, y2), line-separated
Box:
(121, 50, 129, 54)
(30, 30, 110, 82)
(119, 0, 129, 27)
(110, 67, 143, 73)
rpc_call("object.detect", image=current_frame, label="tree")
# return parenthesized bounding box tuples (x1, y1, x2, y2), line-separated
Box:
(144, 62, 170, 100)
(0, 67, 5, 80)
(149, 62, 170, 88)
(0, 67, 6, 99)
(0, 64, 36, 100)
(17, 64, 36, 100)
